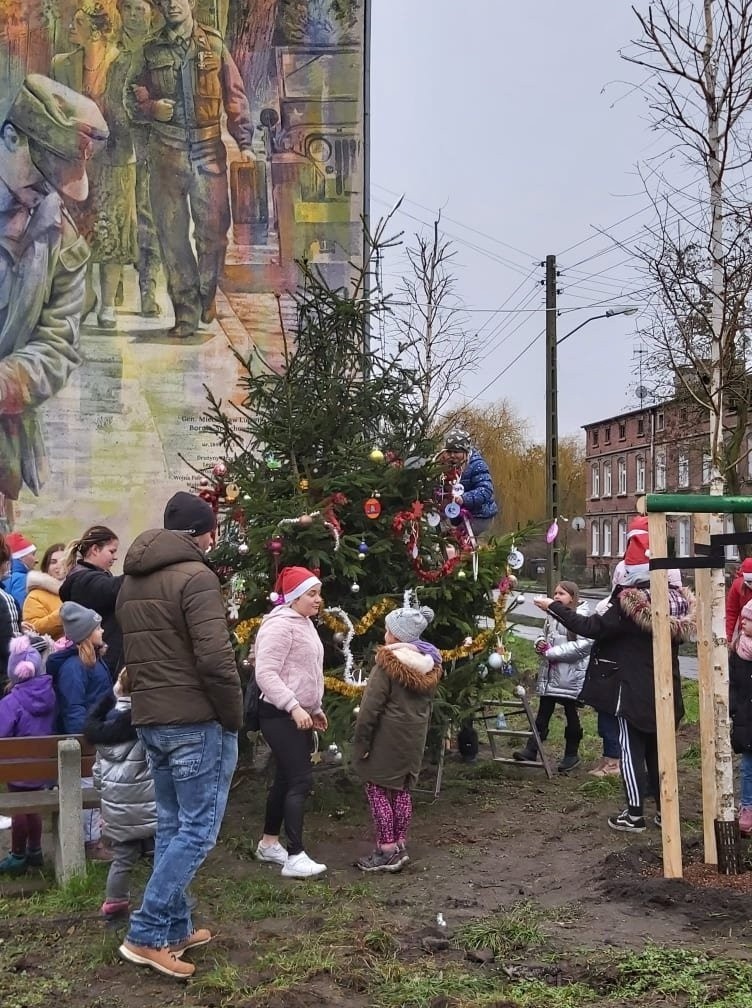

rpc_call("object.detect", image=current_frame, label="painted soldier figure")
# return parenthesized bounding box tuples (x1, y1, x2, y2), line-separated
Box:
(0, 74, 108, 531)
(124, 0, 254, 338)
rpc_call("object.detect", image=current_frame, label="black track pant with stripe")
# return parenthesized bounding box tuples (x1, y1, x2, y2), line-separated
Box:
(618, 716, 659, 817)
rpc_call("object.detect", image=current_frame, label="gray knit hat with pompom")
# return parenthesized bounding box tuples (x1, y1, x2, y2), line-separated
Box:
(385, 605, 435, 643)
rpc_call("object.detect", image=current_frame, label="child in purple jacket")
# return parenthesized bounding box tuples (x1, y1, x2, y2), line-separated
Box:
(0, 636, 57, 875)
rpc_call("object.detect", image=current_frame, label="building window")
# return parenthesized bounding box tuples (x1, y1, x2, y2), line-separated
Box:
(591, 520, 600, 556)
(603, 460, 612, 496)
(604, 426, 611, 445)
(679, 407, 688, 424)
(602, 520, 612, 556)
(636, 455, 645, 493)
(617, 457, 627, 494)
(677, 518, 691, 557)
(617, 518, 627, 556)
(591, 463, 600, 498)
(678, 451, 689, 487)
(591, 429, 599, 447)
(657, 411, 665, 432)
(702, 450, 712, 484)
(725, 515, 740, 561)
(655, 450, 666, 491)
(637, 417, 645, 436)
(618, 422, 626, 440)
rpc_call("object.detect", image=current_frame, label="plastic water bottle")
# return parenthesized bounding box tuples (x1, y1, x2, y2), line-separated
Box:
(495, 710, 507, 730)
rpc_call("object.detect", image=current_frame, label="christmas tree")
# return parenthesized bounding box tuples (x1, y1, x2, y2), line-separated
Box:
(201, 221, 523, 742)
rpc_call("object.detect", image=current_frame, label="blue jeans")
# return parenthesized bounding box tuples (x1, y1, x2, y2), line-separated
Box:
(741, 751, 752, 809)
(598, 711, 621, 760)
(126, 722, 238, 949)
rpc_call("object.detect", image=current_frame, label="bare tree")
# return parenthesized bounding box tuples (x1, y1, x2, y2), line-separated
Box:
(391, 217, 481, 432)
(624, 0, 752, 863)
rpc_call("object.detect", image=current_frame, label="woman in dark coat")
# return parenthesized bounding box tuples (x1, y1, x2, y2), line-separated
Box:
(352, 605, 442, 872)
(60, 526, 123, 681)
(534, 578, 695, 834)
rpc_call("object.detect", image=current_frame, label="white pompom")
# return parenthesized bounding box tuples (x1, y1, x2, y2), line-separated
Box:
(269, 591, 279, 602)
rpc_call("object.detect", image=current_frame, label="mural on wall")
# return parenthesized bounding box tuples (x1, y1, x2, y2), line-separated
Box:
(0, 0, 367, 543)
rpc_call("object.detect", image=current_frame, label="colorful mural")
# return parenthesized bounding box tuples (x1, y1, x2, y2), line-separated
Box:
(0, 0, 367, 544)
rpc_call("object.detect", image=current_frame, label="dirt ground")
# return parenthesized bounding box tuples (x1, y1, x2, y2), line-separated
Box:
(2, 718, 752, 1007)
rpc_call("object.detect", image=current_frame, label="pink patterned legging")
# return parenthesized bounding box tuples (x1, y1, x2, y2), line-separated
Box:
(365, 782, 413, 846)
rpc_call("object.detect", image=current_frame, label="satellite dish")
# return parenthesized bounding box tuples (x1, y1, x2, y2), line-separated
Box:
(571, 516, 586, 532)
(635, 385, 649, 401)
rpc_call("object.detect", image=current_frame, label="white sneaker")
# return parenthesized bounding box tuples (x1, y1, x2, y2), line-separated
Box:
(0, 816, 11, 830)
(280, 851, 327, 878)
(255, 841, 288, 865)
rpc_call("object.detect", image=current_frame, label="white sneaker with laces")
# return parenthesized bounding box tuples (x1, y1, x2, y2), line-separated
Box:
(255, 841, 288, 865)
(0, 816, 11, 830)
(280, 851, 327, 878)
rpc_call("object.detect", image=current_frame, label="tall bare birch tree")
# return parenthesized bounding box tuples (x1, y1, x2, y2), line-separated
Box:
(625, 0, 752, 847)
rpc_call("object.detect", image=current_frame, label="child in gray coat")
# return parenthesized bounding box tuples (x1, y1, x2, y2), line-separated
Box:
(84, 667, 156, 918)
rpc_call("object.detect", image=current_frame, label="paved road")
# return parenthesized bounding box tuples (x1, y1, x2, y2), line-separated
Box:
(507, 593, 698, 681)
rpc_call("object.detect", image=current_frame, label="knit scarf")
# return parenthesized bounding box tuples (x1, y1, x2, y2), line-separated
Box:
(736, 630, 752, 661)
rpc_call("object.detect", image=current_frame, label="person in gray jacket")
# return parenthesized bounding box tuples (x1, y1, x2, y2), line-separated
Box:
(84, 666, 156, 920)
(513, 581, 592, 772)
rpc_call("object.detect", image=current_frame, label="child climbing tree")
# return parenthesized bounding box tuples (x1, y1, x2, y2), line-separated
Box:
(201, 217, 524, 739)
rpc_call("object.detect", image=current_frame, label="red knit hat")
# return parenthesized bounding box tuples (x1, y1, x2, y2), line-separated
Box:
(271, 566, 321, 605)
(6, 531, 36, 560)
(623, 515, 650, 581)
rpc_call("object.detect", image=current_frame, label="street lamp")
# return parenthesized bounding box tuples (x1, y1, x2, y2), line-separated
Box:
(546, 306, 638, 596)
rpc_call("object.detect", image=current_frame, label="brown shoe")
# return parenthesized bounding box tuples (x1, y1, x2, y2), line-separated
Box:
(169, 928, 213, 958)
(85, 841, 114, 862)
(119, 940, 195, 979)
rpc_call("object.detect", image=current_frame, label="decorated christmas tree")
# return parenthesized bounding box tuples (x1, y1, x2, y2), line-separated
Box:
(201, 224, 523, 742)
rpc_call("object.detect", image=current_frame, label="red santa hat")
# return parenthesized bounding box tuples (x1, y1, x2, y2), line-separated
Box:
(5, 531, 36, 560)
(623, 515, 650, 582)
(270, 566, 321, 605)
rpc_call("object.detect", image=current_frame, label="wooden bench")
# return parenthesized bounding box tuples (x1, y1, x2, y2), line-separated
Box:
(0, 735, 100, 884)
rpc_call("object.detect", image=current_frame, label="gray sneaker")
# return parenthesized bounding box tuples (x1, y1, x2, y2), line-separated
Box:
(357, 849, 405, 873)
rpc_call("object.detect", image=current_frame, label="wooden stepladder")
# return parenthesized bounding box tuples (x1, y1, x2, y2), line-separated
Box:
(480, 688, 555, 779)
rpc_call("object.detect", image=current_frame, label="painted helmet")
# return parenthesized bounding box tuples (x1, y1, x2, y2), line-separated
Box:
(443, 428, 472, 453)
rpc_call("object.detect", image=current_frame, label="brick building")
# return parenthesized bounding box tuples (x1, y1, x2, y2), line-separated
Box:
(583, 400, 752, 582)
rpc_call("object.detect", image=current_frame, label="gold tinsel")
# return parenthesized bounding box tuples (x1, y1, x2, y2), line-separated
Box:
(439, 597, 508, 661)
(234, 616, 262, 645)
(323, 675, 365, 699)
(320, 597, 396, 636)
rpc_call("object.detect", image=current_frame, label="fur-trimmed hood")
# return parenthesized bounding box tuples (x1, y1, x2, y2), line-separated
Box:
(26, 570, 61, 595)
(375, 642, 442, 693)
(618, 585, 696, 643)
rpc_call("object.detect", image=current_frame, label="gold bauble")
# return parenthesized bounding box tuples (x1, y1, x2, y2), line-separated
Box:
(369, 448, 385, 463)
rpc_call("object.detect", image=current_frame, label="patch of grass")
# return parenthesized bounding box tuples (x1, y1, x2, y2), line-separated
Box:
(453, 901, 546, 958)
(369, 957, 495, 1008)
(578, 775, 622, 800)
(609, 944, 752, 1006)
(682, 679, 700, 725)
(190, 957, 255, 1003)
(362, 927, 398, 955)
(256, 939, 337, 987)
(500, 978, 598, 1007)
(680, 741, 702, 767)
(18, 866, 105, 916)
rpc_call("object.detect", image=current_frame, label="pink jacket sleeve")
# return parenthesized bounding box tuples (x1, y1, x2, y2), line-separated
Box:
(254, 619, 298, 713)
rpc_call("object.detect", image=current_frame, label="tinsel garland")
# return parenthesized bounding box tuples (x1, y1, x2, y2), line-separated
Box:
(439, 595, 508, 661)
(320, 597, 396, 636)
(234, 616, 262, 645)
(324, 674, 365, 699)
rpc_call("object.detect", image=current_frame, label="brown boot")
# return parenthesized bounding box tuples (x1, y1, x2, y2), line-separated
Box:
(85, 840, 114, 862)
(168, 928, 213, 958)
(119, 940, 195, 979)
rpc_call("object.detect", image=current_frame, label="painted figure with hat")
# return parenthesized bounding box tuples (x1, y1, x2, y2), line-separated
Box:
(254, 565, 329, 880)
(0, 635, 57, 876)
(0, 531, 37, 610)
(352, 603, 443, 872)
(115, 490, 242, 979)
(0, 74, 108, 533)
(124, 0, 254, 338)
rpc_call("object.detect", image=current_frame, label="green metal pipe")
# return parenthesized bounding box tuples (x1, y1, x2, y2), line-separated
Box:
(644, 493, 752, 514)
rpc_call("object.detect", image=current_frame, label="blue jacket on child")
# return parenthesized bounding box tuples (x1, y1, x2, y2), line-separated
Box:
(460, 450, 499, 521)
(47, 643, 112, 734)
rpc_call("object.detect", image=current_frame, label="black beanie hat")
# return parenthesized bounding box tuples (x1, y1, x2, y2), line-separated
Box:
(163, 492, 216, 536)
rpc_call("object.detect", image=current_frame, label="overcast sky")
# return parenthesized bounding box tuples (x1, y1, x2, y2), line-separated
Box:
(369, 1, 689, 440)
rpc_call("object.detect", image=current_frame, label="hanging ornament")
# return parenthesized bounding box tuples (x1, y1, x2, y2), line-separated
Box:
(358, 540, 369, 556)
(507, 547, 524, 570)
(212, 461, 228, 478)
(350, 581, 361, 594)
(369, 448, 385, 463)
(267, 536, 283, 555)
(224, 482, 240, 502)
(333, 631, 345, 645)
(477, 664, 488, 680)
(298, 514, 313, 528)
(546, 521, 559, 544)
(299, 477, 309, 491)
(444, 501, 461, 520)
(238, 541, 249, 555)
(265, 453, 282, 470)
(426, 510, 441, 528)
(241, 658, 252, 669)
(457, 569, 467, 580)
(487, 652, 503, 670)
(364, 496, 382, 519)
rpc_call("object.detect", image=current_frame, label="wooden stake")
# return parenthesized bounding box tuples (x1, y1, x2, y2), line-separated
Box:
(693, 513, 718, 865)
(648, 513, 683, 879)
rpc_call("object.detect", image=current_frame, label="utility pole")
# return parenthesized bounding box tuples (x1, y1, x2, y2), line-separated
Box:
(544, 254, 558, 596)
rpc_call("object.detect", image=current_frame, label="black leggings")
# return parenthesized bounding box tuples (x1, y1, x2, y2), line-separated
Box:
(260, 713, 313, 856)
(535, 696, 582, 738)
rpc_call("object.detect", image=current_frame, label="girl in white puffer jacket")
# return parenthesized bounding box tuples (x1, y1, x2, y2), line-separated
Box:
(513, 581, 591, 772)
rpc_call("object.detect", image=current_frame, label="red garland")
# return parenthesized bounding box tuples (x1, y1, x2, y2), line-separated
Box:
(392, 507, 462, 582)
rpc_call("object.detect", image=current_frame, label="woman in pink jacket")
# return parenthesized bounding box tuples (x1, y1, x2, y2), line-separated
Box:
(253, 567, 327, 879)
